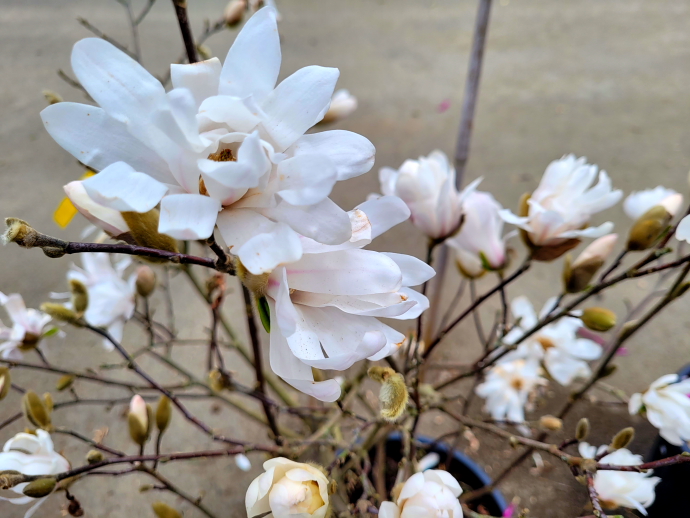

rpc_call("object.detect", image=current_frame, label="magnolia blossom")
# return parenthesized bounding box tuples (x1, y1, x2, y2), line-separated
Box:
(41, 7, 375, 275)
(67, 254, 136, 349)
(379, 150, 481, 240)
(264, 196, 434, 401)
(579, 443, 659, 515)
(501, 297, 602, 386)
(379, 470, 463, 518)
(0, 429, 70, 516)
(320, 89, 357, 124)
(0, 293, 52, 360)
(500, 155, 622, 254)
(245, 458, 330, 518)
(629, 374, 690, 446)
(623, 186, 682, 221)
(445, 190, 511, 278)
(475, 358, 546, 423)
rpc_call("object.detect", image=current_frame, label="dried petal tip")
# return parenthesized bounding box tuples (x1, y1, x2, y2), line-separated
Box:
(69, 279, 89, 314)
(575, 417, 590, 441)
(152, 502, 183, 518)
(135, 266, 156, 298)
(580, 307, 617, 332)
(611, 427, 635, 450)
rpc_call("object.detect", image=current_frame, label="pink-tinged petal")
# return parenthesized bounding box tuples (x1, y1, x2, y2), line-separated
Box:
(197, 95, 262, 133)
(71, 38, 166, 124)
(219, 7, 281, 103)
(260, 65, 340, 152)
(0, 293, 27, 327)
(276, 154, 338, 206)
(158, 193, 220, 240)
(64, 181, 129, 236)
(355, 196, 410, 239)
(262, 198, 352, 245)
(41, 103, 173, 183)
(287, 130, 375, 181)
(382, 253, 435, 286)
(82, 162, 168, 213)
(285, 249, 402, 295)
(170, 58, 222, 108)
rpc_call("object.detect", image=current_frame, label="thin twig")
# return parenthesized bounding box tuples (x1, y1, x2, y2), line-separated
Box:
(171, 0, 199, 63)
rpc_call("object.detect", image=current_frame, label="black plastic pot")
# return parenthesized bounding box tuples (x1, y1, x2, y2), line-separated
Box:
(361, 433, 507, 516)
(645, 364, 690, 517)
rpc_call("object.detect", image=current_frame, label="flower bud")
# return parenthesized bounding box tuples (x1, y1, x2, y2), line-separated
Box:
(379, 373, 409, 422)
(0, 367, 11, 401)
(22, 477, 57, 498)
(155, 395, 172, 433)
(152, 502, 183, 518)
(22, 390, 52, 430)
(86, 450, 104, 464)
(0, 470, 26, 490)
(40, 303, 83, 326)
(43, 393, 53, 413)
(3, 218, 68, 253)
(539, 415, 563, 432)
(197, 44, 212, 61)
(610, 427, 635, 450)
(627, 205, 672, 251)
(208, 369, 232, 392)
(564, 234, 618, 293)
(234, 257, 270, 297)
(120, 210, 179, 258)
(69, 279, 89, 314)
(575, 418, 590, 441)
(56, 374, 76, 391)
(135, 266, 156, 298)
(224, 0, 246, 26)
(580, 307, 617, 332)
(128, 395, 152, 446)
(320, 89, 358, 124)
(42, 90, 63, 105)
(235, 453, 251, 471)
(367, 366, 395, 383)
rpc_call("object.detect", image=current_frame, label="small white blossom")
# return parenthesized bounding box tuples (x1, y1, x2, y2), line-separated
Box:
(0, 430, 70, 515)
(624, 186, 682, 221)
(0, 293, 52, 360)
(379, 150, 481, 240)
(579, 443, 660, 515)
(379, 470, 463, 518)
(245, 458, 329, 518)
(321, 89, 357, 123)
(629, 373, 690, 446)
(235, 453, 252, 472)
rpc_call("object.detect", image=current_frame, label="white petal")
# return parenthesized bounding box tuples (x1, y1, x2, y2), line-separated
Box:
(170, 58, 222, 108)
(276, 154, 338, 205)
(64, 181, 129, 236)
(197, 95, 262, 133)
(379, 502, 401, 518)
(158, 194, 220, 240)
(676, 215, 690, 243)
(41, 103, 173, 183)
(260, 66, 340, 151)
(355, 196, 411, 239)
(559, 221, 614, 239)
(382, 253, 435, 286)
(219, 7, 281, 103)
(82, 162, 168, 212)
(262, 198, 352, 245)
(71, 38, 166, 124)
(287, 130, 375, 181)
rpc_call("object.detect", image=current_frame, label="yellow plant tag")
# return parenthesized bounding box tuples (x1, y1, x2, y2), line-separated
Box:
(53, 170, 95, 228)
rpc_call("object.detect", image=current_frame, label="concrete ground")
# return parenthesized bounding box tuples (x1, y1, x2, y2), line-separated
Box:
(2, 0, 690, 516)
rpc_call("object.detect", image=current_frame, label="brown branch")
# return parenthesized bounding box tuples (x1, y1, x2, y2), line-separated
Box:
(585, 472, 608, 518)
(171, 0, 199, 64)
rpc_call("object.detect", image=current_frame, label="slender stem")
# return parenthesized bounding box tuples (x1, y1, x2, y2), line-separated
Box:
(77, 17, 138, 60)
(585, 472, 608, 518)
(171, 0, 198, 64)
(469, 280, 487, 345)
(598, 249, 626, 283)
(437, 278, 467, 336)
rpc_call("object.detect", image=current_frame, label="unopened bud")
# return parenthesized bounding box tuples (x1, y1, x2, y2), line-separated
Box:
(580, 307, 617, 332)
(234, 257, 269, 297)
(197, 44, 212, 61)
(56, 374, 76, 391)
(539, 415, 563, 432)
(128, 395, 152, 446)
(575, 418, 590, 441)
(152, 501, 183, 518)
(509, 436, 520, 449)
(120, 210, 178, 258)
(86, 450, 104, 464)
(42, 90, 63, 105)
(598, 364, 618, 380)
(135, 266, 156, 298)
(224, 0, 246, 26)
(22, 477, 57, 498)
(627, 206, 672, 251)
(139, 484, 154, 492)
(3, 218, 67, 253)
(610, 427, 635, 450)
(22, 391, 52, 430)
(320, 89, 358, 124)
(0, 470, 26, 490)
(69, 279, 89, 314)
(367, 366, 395, 383)
(671, 282, 690, 300)
(0, 367, 11, 401)
(43, 393, 53, 413)
(40, 303, 83, 326)
(564, 234, 618, 293)
(377, 371, 409, 422)
(155, 395, 172, 433)
(208, 369, 232, 392)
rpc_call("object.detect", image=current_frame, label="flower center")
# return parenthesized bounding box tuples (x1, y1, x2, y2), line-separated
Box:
(199, 149, 238, 196)
(510, 378, 524, 390)
(536, 335, 555, 350)
(19, 332, 40, 351)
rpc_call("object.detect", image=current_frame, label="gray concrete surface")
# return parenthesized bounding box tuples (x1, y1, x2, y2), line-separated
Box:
(2, 0, 690, 516)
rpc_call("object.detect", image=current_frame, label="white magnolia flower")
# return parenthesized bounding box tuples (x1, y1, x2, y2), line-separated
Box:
(475, 358, 547, 423)
(320, 89, 357, 124)
(67, 253, 136, 349)
(41, 7, 375, 275)
(629, 373, 690, 446)
(265, 196, 434, 401)
(624, 186, 682, 221)
(379, 150, 481, 240)
(501, 296, 602, 386)
(0, 293, 52, 360)
(446, 190, 512, 278)
(500, 155, 622, 254)
(245, 457, 329, 518)
(579, 443, 660, 515)
(0, 429, 70, 517)
(379, 470, 463, 518)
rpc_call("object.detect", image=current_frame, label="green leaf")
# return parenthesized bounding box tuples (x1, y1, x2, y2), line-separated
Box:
(257, 296, 270, 333)
(42, 327, 60, 337)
